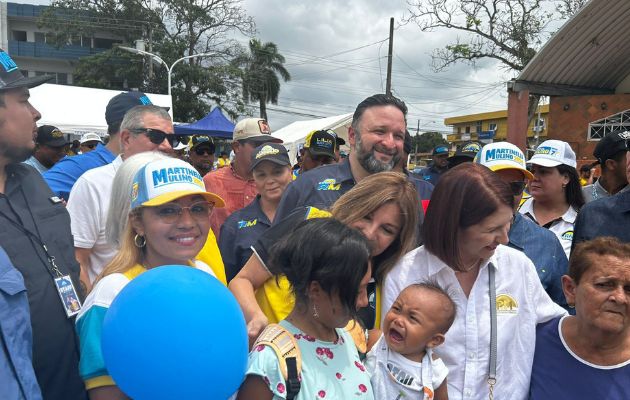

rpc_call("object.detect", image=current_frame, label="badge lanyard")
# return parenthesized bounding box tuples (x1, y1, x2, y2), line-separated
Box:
(488, 262, 497, 400)
(0, 190, 82, 317)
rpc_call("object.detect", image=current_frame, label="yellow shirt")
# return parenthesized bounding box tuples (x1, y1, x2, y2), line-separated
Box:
(196, 229, 227, 285)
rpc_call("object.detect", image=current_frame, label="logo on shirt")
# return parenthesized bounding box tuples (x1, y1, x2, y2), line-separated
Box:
(496, 294, 518, 314)
(317, 178, 341, 191)
(238, 219, 257, 229)
(561, 231, 573, 241)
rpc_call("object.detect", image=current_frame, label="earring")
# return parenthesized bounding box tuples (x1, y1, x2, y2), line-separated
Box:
(562, 183, 567, 189)
(568, 303, 575, 309)
(312, 303, 319, 319)
(134, 234, 146, 248)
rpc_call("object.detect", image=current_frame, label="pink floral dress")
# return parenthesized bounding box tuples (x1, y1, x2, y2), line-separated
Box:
(245, 320, 374, 399)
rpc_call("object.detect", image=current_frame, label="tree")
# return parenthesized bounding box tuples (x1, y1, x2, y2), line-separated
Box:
(414, 131, 448, 153)
(232, 39, 291, 121)
(39, 0, 254, 122)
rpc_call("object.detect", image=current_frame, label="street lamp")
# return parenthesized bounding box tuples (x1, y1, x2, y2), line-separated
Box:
(118, 46, 214, 114)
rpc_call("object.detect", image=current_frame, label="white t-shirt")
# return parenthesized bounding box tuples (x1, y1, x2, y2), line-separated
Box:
(383, 245, 566, 400)
(67, 156, 122, 282)
(366, 335, 448, 399)
(519, 197, 577, 259)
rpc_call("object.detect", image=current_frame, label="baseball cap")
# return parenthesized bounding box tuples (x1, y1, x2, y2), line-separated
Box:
(304, 130, 335, 158)
(476, 142, 534, 180)
(528, 139, 577, 168)
(593, 130, 630, 164)
(105, 91, 153, 127)
(433, 145, 449, 156)
(233, 118, 282, 143)
(250, 143, 291, 171)
(131, 158, 225, 209)
(79, 132, 103, 144)
(36, 125, 67, 147)
(328, 130, 346, 147)
(190, 135, 215, 150)
(0, 49, 53, 91)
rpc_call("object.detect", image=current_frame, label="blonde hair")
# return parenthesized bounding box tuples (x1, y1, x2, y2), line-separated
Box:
(330, 171, 418, 283)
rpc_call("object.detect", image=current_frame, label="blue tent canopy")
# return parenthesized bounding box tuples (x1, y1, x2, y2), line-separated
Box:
(174, 107, 235, 139)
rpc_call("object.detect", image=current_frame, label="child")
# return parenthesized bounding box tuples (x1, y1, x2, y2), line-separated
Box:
(366, 282, 456, 400)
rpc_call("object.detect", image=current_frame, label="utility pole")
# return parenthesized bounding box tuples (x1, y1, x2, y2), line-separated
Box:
(415, 119, 420, 165)
(385, 17, 394, 96)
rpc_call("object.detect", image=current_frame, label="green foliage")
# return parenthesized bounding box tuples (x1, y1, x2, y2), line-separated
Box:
(232, 39, 291, 122)
(39, 0, 255, 122)
(413, 131, 448, 153)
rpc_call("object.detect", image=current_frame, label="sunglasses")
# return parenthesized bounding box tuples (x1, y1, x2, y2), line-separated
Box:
(151, 201, 214, 224)
(131, 128, 181, 147)
(508, 181, 527, 196)
(194, 147, 214, 156)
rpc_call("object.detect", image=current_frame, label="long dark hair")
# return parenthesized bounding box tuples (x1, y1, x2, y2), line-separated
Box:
(267, 218, 370, 316)
(557, 164, 585, 210)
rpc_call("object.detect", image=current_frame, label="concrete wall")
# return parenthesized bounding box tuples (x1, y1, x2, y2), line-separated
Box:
(548, 93, 630, 163)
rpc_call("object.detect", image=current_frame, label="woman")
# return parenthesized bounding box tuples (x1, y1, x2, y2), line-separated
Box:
(219, 143, 293, 282)
(76, 158, 224, 400)
(237, 218, 374, 400)
(229, 171, 418, 342)
(383, 163, 566, 400)
(519, 139, 585, 258)
(530, 237, 630, 399)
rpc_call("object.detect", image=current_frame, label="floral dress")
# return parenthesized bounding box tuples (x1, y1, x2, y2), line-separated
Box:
(245, 320, 374, 399)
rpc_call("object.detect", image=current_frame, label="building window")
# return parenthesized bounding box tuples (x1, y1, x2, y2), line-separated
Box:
(476, 121, 482, 133)
(12, 30, 27, 41)
(35, 71, 47, 76)
(489, 123, 497, 131)
(465, 126, 471, 134)
(534, 118, 545, 132)
(81, 36, 91, 48)
(34, 32, 46, 43)
(457, 127, 461, 134)
(94, 37, 122, 49)
(56, 73, 68, 85)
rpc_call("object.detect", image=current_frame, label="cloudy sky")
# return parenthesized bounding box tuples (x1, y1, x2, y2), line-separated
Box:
(238, 0, 520, 133)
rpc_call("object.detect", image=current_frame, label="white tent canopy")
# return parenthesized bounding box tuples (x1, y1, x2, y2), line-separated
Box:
(272, 113, 353, 164)
(29, 83, 172, 138)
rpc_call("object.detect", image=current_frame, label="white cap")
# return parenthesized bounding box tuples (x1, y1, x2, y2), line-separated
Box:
(80, 132, 103, 144)
(528, 139, 577, 168)
(233, 118, 282, 143)
(131, 158, 224, 209)
(475, 142, 534, 180)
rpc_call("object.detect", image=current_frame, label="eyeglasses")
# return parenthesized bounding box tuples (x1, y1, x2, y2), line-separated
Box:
(131, 128, 180, 147)
(194, 148, 214, 156)
(151, 201, 214, 224)
(508, 181, 527, 196)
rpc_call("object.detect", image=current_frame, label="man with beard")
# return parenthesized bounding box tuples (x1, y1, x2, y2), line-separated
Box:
(274, 93, 432, 223)
(188, 134, 216, 176)
(0, 50, 87, 399)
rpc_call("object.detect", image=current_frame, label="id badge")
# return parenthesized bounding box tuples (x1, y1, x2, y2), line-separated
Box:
(54, 275, 82, 318)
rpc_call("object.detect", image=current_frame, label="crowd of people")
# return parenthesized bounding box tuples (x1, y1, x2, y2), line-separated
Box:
(1, 47, 629, 400)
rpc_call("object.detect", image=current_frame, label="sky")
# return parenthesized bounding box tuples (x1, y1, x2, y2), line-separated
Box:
(20, 0, 566, 133)
(238, 0, 519, 133)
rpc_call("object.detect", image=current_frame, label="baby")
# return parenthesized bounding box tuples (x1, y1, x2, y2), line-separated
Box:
(366, 282, 456, 400)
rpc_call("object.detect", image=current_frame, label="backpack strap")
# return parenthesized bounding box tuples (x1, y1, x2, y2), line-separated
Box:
(254, 324, 302, 399)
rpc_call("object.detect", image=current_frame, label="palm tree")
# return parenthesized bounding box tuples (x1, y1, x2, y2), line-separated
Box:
(233, 39, 291, 121)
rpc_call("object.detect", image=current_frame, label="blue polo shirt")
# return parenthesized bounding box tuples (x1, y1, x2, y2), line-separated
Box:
(219, 196, 272, 282)
(508, 213, 569, 311)
(572, 187, 630, 247)
(418, 164, 445, 185)
(43, 144, 115, 200)
(274, 159, 433, 224)
(0, 247, 43, 400)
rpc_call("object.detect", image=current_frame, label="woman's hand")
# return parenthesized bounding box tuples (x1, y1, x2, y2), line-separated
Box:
(247, 312, 269, 347)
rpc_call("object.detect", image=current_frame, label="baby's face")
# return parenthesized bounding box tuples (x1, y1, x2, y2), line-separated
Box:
(382, 287, 448, 362)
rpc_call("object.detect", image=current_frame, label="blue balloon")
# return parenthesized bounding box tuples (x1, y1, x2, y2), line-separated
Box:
(102, 265, 248, 399)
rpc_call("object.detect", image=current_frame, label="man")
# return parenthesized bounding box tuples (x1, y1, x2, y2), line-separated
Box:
(293, 129, 336, 178)
(78, 132, 103, 154)
(0, 49, 86, 399)
(217, 151, 230, 168)
(67, 105, 174, 290)
(274, 93, 432, 224)
(582, 130, 629, 203)
(203, 118, 281, 237)
(448, 141, 482, 168)
(23, 125, 68, 174)
(188, 134, 216, 176)
(419, 144, 449, 184)
(44, 90, 154, 200)
(477, 142, 569, 309)
(573, 139, 630, 245)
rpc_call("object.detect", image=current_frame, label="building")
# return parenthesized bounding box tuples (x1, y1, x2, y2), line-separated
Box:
(444, 104, 548, 147)
(0, 1, 122, 85)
